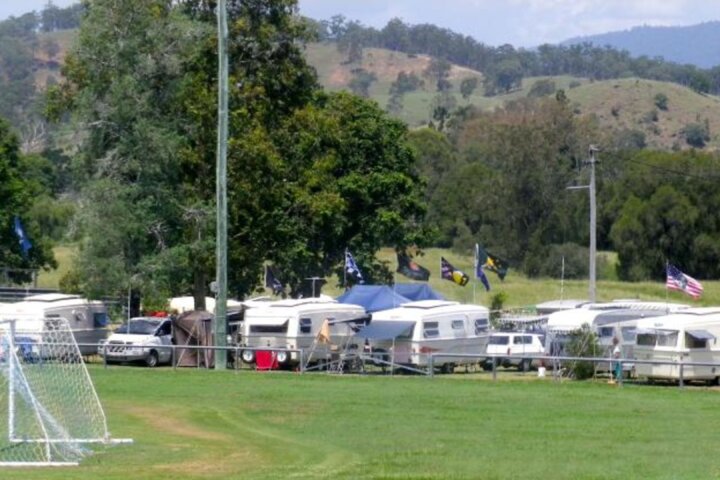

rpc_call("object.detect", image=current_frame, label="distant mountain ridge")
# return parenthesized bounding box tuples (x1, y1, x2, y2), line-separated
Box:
(562, 21, 720, 69)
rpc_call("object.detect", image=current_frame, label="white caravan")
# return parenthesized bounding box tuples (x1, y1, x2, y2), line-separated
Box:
(240, 297, 367, 367)
(544, 301, 689, 357)
(363, 300, 490, 373)
(634, 308, 720, 383)
(0, 293, 109, 355)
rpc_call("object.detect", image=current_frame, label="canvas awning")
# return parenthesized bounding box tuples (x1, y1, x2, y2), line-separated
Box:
(687, 329, 715, 340)
(355, 321, 415, 340)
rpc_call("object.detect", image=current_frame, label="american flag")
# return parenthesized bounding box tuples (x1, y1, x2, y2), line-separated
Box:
(666, 264, 703, 299)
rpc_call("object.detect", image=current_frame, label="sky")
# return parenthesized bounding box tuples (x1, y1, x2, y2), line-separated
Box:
(3, 0, 720, 47)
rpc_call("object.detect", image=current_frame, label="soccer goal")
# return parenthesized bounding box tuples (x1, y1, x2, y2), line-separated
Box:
(0, 318, 131, 467)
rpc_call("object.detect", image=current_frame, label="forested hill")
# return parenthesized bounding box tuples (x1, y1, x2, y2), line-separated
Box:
(562, 22, 720, 69)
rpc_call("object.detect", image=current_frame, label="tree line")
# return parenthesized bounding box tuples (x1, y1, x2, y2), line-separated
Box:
(309, 16, 720, 96)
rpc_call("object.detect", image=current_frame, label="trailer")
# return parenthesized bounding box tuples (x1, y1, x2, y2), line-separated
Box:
(240, 297, 367, 367)
(0, 293, 109, 355)
(362, 300, 490, 373)
(634, 308, 720, 384)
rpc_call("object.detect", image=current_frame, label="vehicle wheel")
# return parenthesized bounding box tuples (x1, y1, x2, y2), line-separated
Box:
(440, 363, 455, 374)
(482, 362, 493, 372)
(145, 350, 159, 368)
(518, 359, 530, 371)
(241, 349, 255, 364)
(275, 350, 289, 364)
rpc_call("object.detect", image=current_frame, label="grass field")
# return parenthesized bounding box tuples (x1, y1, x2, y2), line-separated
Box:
(3, 367, 719, 479)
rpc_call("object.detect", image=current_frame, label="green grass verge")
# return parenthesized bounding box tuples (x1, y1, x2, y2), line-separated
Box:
(3, 367, 719, 479)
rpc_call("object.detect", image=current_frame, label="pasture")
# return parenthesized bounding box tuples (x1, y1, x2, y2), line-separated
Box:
(4, 367, 719, 479)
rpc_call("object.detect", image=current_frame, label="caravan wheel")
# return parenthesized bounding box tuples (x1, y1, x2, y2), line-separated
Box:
(241, 350, 255, 364)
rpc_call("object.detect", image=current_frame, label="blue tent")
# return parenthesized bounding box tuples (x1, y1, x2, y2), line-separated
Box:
(393, 283, 445, 301)
(336, 285, 410, 313)
(336, 284, 445, 313)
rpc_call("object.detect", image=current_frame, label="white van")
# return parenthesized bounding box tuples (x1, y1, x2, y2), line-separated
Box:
(0, 293, 110, 355)
(634, 308, 720, 383)
(484, 332, 545, 370)
(99, 317, 173, 367)
(240, 298, 367, 367)
(363, 300, 490, 373)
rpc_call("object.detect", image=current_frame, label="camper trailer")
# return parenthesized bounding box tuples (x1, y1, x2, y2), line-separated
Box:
(544, 301, 689, 358)
(0, 293, 109, 355)
(634, 308, 720, 383)
(240, 297, 367, 367)
(362, 300, 490, 373)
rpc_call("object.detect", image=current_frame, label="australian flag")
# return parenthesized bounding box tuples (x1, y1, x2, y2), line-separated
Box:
(13, 216, 32, 258)
(344, 249, 364, 284)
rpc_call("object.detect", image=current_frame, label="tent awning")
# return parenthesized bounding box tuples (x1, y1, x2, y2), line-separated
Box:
(355, 321, 415, 340)
(687, 329, 715, 340)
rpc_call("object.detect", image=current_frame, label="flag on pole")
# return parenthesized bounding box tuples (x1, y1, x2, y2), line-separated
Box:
(344, 249, 364, 284)
(397, 252, 430, 281)
(666, 264, 703, 299)
(476, 244, 509, 280)
(474, 244, 491, 291)
(264, 265, 285, 296)
(440, 257, 469, 286)
(13, 216, 32, 258)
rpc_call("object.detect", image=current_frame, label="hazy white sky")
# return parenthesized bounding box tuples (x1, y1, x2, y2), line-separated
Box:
(3, 0, 720, 47)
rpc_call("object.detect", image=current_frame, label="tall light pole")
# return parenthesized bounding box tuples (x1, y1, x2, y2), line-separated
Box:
(214, 0, 228, 370)
(567, 145, 599, 303)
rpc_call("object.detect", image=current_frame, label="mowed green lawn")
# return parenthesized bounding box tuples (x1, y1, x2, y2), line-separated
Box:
(4, 367, 719, 479)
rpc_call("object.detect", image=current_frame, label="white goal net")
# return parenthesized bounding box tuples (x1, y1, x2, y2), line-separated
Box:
(0, 318, 129, 466)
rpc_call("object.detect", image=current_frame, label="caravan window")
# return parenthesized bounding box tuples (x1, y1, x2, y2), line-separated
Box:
(451, 320, 464, 330)
(299, 318, 312, 334)
(621, 327, 636, 342)
(94, 312, 109, 328)
(656, 330, 678, 347)
(685, 333, 708, 349)
(474, 318, 488, 335)
(598, 327, 614, 338)
(250, 323, 288, 334)
(423, 322, 439, 338)
(637, 333, 656, 346)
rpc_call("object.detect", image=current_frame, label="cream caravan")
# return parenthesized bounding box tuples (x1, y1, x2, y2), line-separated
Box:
(634, 308, 720, 383)
(240, 297, 367, 367)
(0, 293, 109, 355)
(363, 300, 490, 373)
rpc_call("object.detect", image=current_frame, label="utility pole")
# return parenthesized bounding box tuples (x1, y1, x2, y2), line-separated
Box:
(588, 145, 598, 303)
(214, 0, 228, 370)
(566, 145, 599, 303)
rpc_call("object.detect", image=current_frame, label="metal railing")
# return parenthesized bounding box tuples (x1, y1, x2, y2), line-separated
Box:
(10, 340, 720, 388)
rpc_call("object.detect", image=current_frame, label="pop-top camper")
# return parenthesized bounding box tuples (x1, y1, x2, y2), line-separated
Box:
(240, 297, 367, 367)
(634, 308, 720, 383)
(362, 300, 490, 372)
(0, 293, 109, 355)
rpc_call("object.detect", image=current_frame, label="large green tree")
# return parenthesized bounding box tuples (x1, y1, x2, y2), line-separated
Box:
(53, 0, 429, 304)
(0, 117, 56, 282)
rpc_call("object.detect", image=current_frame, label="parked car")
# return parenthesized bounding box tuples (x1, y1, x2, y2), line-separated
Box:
(483, 332, 544, 370)
(98, 317, 173, 367)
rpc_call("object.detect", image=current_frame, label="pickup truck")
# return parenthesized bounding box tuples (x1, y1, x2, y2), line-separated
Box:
(99, 317, 173, 367)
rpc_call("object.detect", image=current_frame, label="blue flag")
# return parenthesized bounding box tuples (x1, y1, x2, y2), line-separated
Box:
(13, 216, 32, 257)
(474, 244, 491, 291)
(345, 249, 364, 284)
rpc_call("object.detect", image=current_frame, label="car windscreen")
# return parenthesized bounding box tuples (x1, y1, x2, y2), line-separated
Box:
(120, 319, 162, 335)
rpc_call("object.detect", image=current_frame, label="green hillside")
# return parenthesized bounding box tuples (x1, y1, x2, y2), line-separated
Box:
(304, 42, 720, 150)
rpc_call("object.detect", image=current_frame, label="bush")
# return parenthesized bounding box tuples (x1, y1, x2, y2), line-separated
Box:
(683, 122, 710, 148)
(566, 324, 602, 380)
(654, 92, 668, 110)
(527, 79, 556, 98)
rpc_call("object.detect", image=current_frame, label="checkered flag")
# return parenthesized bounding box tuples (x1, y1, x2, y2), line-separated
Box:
(344, 249, 364, 284)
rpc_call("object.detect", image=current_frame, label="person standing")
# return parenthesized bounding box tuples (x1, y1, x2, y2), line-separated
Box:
(611, 337, 622, 383)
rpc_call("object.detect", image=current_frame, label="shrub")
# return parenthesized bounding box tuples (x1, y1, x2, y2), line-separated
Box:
(683, 122, 710, 148)
(566, 324, 602, 380)
(654, 92, 668, 110)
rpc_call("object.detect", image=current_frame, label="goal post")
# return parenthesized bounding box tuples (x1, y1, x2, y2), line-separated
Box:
(0, 318, 132, 467)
